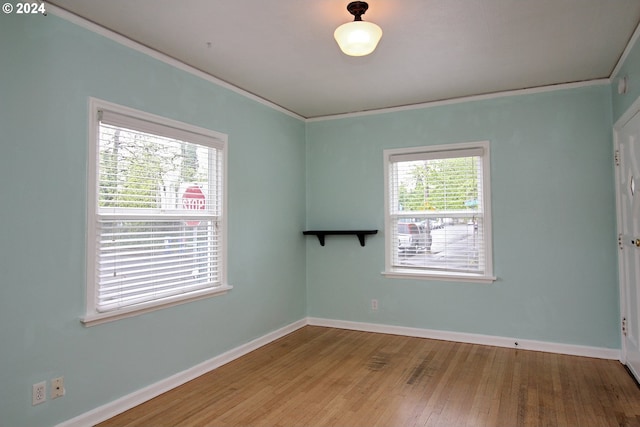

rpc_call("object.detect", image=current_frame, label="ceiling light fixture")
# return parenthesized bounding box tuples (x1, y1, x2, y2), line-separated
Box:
(334, 1, 382, 57)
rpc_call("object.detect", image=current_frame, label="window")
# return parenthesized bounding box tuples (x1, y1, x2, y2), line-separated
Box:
(84, 99, 230, 325)
(383, 141, 494, 282)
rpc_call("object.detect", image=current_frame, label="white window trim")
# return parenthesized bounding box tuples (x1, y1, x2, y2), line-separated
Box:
(382, 141, 496, 283)
(83, 98, 231, 326)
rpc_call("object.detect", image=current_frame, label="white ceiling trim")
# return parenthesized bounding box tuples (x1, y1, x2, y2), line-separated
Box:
(611, 20, 640, 79)
(307, 79, 611, 123)
(47, 3, 306, 121)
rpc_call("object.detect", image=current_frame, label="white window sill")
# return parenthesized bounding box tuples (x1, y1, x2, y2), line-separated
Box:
(382, 270, 496, 283)
(81, 284, 233, 327)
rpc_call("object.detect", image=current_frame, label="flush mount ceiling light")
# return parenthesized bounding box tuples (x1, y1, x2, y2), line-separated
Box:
(334, 1, 383, 57)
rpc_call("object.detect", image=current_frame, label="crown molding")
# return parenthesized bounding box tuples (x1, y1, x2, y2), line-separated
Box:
(610, 20, 640, 79)
(307, 79, 611, 122)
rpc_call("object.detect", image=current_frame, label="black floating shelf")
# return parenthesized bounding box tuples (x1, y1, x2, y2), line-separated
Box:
(303, 230, 378, 247)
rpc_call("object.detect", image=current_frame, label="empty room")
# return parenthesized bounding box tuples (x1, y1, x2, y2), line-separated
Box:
(3, 1, 640, 426)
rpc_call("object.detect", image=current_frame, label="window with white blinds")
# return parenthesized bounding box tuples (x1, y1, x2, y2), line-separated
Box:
(383, 141, 494, 282)
(84, 99, 229, 325)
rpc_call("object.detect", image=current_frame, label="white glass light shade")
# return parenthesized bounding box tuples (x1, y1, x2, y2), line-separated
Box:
(334, 20, 382, 56)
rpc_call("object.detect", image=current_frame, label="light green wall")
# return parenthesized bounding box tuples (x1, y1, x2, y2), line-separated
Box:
(0, 13, 306, 426)
(306, 86, 619, 348)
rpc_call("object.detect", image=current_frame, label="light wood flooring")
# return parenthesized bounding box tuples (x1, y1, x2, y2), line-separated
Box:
(99, 326, 640, 426)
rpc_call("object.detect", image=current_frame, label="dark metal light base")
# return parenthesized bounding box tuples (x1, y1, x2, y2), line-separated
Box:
(346, 1, 368, 21)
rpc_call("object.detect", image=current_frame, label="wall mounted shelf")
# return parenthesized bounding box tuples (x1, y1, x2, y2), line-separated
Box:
(303, 230, 378, 247)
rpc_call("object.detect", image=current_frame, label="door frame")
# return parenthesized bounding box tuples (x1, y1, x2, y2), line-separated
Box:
(613, 95, 640, 377)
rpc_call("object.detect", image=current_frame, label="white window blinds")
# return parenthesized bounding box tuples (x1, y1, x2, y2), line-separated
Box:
(385, 142, 493, 280)
(90, 106, 226, 314)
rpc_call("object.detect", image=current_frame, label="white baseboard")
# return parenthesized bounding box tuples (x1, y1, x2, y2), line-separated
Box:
(58, 316, 621, 426)
(626, 361, 640, 384)
(307, 317, 621, 360)
(56, 319, 307, 427)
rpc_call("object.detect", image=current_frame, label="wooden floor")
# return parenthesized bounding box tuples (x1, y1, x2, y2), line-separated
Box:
(99, 326, 640, 427)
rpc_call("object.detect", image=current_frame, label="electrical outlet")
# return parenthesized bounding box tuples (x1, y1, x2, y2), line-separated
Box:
(371, 299, 378, 311)
(32, 381, 46, 405)
(51, 377, 64, 399)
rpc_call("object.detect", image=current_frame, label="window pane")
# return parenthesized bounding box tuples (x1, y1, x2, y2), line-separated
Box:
(392, 156, 480, 214)
(98, 123, 218, 214)
(391, 216, 483, 274)
(97, 218, 220, 312)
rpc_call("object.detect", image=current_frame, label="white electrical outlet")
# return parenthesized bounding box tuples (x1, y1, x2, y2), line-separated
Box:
(371, 299, 378, 311)
(51, 377, 64, 399)
(32, 381, 46, 405)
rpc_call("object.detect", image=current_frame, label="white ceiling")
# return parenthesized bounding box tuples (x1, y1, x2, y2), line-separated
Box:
(48, 0, 640, 119)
